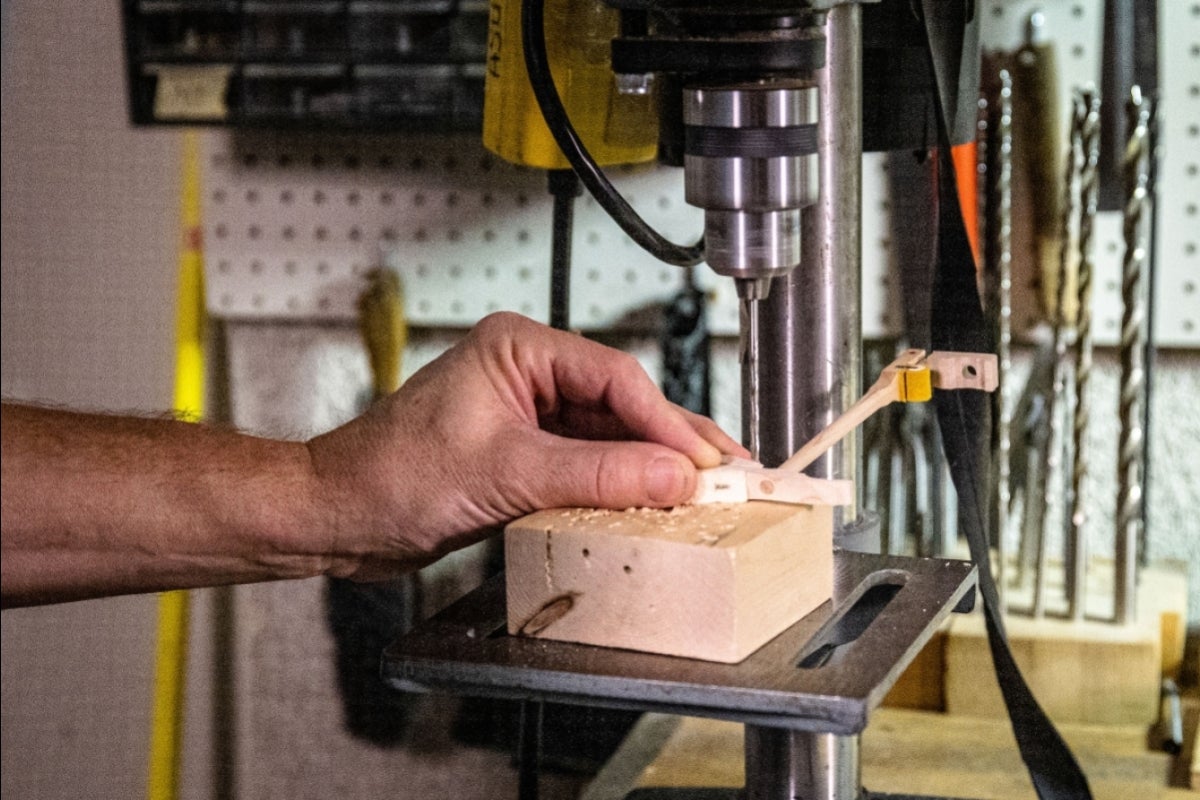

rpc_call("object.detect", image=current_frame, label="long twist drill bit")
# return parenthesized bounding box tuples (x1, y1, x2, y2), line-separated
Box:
(1115, 87, 1150, 626)
(1067, 90, 1100, 621)
(991, 69, 1014, 608)
(1033, 93, 1084, 619)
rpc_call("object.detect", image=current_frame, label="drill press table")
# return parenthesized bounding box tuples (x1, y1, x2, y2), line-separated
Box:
(383, 550, 975, 736)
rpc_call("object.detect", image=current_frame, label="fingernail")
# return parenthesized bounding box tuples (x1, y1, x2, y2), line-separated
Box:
(645, 457, 688, 504)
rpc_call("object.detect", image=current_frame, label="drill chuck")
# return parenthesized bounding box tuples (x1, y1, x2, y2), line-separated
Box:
(682, 81, 819, 296)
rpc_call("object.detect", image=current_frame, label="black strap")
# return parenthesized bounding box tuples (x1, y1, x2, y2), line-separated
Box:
(919, 3, 1093, 798)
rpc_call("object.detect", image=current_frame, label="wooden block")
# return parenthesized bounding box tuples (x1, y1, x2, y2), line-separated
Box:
(505, 502, 832, 663)
(944, 611, 1161, 725)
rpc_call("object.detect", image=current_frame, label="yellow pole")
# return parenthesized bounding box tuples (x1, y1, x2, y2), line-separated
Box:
(148, 130, 205, 800)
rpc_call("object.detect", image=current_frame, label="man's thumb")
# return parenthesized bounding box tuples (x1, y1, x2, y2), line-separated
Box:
(531, 440, 697, 510)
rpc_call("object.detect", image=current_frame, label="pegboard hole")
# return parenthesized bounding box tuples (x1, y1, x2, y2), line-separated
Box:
(314, 226, 329, 241)
(1106, 280, 1118, 292)
(378, 155, 394, 169)
(624, 269, 638, 284)
(311, 154, 325, 169)
(1187, 164, 1199, 177)
(517, 229, 531, 244)
(484, 229, 497, 242)
(447, 193, 460, 208)
(380, 191, 394, 205)
(590, 305, 603, 319)
(347, 191, 361, 206)
(1071, 45, 1085, 59)
(451, 300, 464, 314)
(1186, 204, 1198, 217)
(212, 189, 226, 204)
(343, 155, 360, 170)
(351, 263, 365, 276)
(214, 224, 228, 239)
(587, 269, 601, 282)
(1186, 243, 1197, 256)
(413, 193, 426, 207)
(1182, 280, 1196, 294)
(280, 189, 294, 205)
(448, 229, 462, 242)
(416, 264, 430, 278)
(217, 259, 231, 273)
(517, 192, 530, 207)
(520, 302, 534, 314)
(317, 261, 330, 275)
(245, 189, 259, 203)
(418, 299, 431, 313)
(1185, 320, 1196, 332)
(449, 265, 463, 278)
(318, 297, 332, 310)
(657, 196, 671, 210)
(484, 266, 497, 279)
(287, 297, 300, 311)
(284, 261, 297, 275)
(1106, 241, 1119, 254)
(410, 156, 426, 171)
(248, 225, 262, 240)
(382, 227, 398, 241)
(414, 228, 429, 242)
(482, 192, 495, 207)
(276, 153, 293, 168)
(220, 292, 233, 307)
(282, 226, 296, 241)
(1071, 4, 1085, 17)
(313, 190, 326, 205)
(486, 301, 499, 312)
(659, 269, 672, 283)
(250, 259, 263, 274)
(349, 227, 362, 242)
(241, 153, 258, 168)
(252, 294, 264, 308)
(518, 266, 532, 282)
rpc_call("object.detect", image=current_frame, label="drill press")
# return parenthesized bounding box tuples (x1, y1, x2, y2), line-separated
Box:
(385, 2, 987, 798)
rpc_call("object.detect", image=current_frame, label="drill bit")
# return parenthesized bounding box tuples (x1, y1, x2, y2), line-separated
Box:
(1067, 90, 1100, 621)
(1033, 92, 1084, 619)
(1115, 87, 1150, 625)
(740, 297, 762, 461)
(983, 68, 1014, 608)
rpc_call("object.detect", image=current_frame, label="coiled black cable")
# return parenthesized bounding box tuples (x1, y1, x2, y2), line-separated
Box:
(519, 0, 705, 267)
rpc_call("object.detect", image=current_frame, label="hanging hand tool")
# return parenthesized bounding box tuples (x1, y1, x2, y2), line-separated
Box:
(325, 266, 418, 744)
(661, 266, 711, 417)
(1011, 10, 1067, 325)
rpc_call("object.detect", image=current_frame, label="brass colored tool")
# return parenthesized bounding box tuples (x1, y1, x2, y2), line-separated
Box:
(1012, 10, 1070, 325)
(357, 268, 406, 399)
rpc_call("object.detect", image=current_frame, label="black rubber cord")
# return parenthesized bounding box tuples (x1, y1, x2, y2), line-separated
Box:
(520, 0, 704, 268)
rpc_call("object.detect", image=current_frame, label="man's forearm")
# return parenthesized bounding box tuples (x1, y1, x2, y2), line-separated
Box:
(0, 403, 339, 607)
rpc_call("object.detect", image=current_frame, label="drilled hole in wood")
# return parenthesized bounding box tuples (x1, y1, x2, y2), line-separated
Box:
(623, 565, 632, 574)
(963, 364, 977, 378)
(582, 548, 590, 558)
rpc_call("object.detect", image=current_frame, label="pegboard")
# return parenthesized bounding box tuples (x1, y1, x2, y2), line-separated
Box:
(202, 0, 1199, 346)
(202, 132, 747, 333)
(977, 0, 1200, 346)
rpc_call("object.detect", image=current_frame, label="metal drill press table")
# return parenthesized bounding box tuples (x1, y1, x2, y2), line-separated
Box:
(383, 551, 975, 741)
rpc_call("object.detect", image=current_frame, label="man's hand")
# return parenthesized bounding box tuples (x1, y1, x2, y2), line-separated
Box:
(1, 313, 745, 604)
(307, 312, 746, 579)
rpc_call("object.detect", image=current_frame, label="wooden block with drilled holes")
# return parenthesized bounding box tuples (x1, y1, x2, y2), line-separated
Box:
(505, 503, 832, 663)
